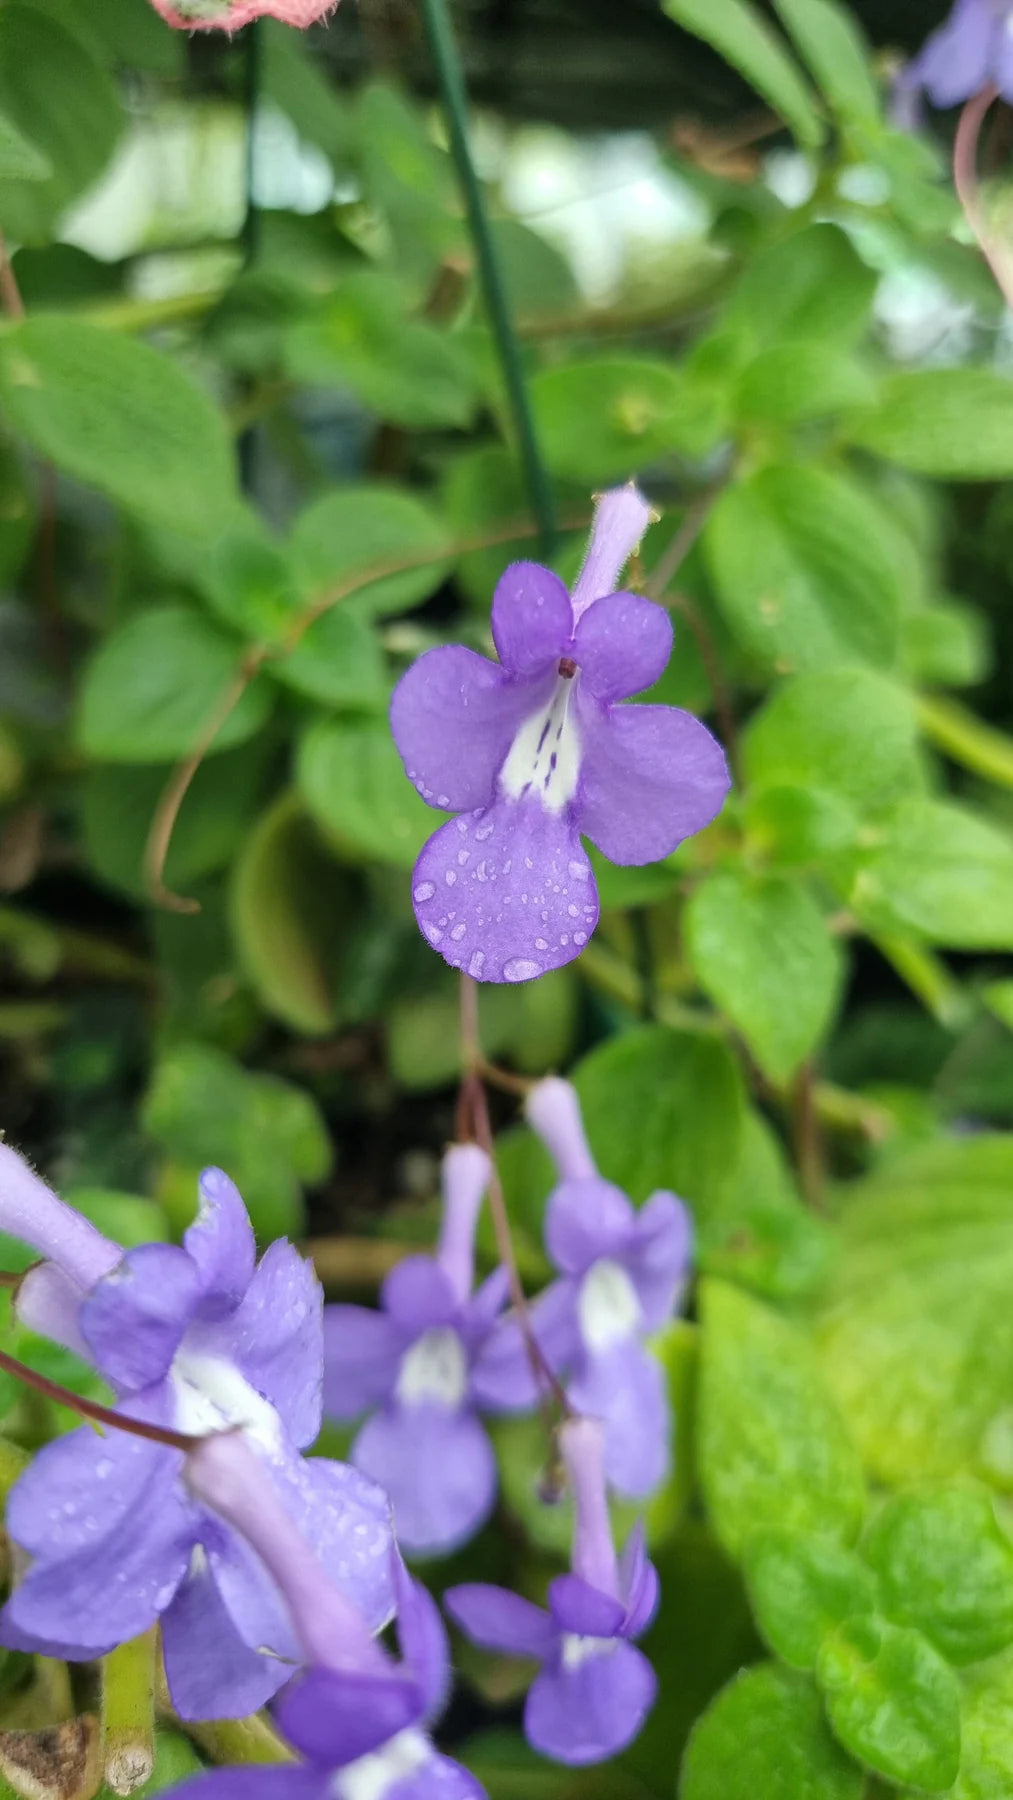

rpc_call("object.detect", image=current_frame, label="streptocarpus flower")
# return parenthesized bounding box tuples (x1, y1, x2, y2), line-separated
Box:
(390, 486, 730, 984)
(900, 0, 1013, 108)
(323, 1145, 518, 1555)
(148, 0, 336, 32)
(478, 1079, 691, 1498)
(446, 1416, 658, 1765)
(168, 1432, 485, 1800)
(0, 1146, 394, 1719)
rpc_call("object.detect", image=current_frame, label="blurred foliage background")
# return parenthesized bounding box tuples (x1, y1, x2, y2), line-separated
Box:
(2, 0, 1013, 1793)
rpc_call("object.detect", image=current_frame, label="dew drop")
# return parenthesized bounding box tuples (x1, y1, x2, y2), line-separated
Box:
(425, 924, 443, 944)
(445, 870, 457, 885)
(468, 951, 485, 978)
(451, 923, 467, 941)
(504, 957, 541, 982)
(569, 861, 590, 881)
(574, 930, 587, 945)
(567, 904, 579, 917)
(535, 938, 548, 951)
(436, 794, 450, 807)
(457, 850, 470, 866)
(413, 882, 435, 903)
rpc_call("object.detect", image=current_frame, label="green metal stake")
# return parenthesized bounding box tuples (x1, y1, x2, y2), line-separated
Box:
(420, 0, 557, 559)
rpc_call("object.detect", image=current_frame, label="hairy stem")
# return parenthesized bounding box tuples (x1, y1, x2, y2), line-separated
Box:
(102, 1629, 157, 1796)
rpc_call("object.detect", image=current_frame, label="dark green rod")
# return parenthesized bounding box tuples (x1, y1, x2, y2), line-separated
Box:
(420, 0, 557, 558)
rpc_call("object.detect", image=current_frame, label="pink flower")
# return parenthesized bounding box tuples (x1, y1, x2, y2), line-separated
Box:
(149, 0, 336, 31)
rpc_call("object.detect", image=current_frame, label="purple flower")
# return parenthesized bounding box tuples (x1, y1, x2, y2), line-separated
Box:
(446, 1417, 658, 1765)
(477, 1080, 691, 1498)
(0, 1146, 394, 1719)
(902, 0, 1013, 108)
(323, 1145, 521, 1556)
(390, 486, 730, 984)
(167, 1432, 485, 1800)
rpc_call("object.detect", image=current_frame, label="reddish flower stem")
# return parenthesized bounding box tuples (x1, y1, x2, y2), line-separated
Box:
(954, 84, 1013, 307)
(0, 1344, 198, 1453)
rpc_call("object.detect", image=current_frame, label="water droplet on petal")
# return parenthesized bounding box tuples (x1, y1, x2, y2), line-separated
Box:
(413, 882, 435, 903)
(504, 957, 541, 982)
(425, 924, 443, 944)
(574, 931, 587, 945)
(451, 923, 467, 941)
(445, 870, 457, 885)
(468, 951, 485, 978)
(569, 861, 590, 881)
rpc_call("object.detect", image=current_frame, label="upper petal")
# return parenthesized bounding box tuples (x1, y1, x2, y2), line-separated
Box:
(471, 1278, 579, 1413)
(570, 486, 654, 622)
(491, 562, 573, 676)
(410, 799, 599, 984)
(575, 699, 730, 866)
(391, 646, 549, 815)
(223, 1239, 323, 1451)
(627, 1191, 693, 1331)
(545, 1178, 634, 1276)
(184, 1168, 257, 1321)
(162, 1551, 289, 1721)
(444, 1583, 554, 1660)
(323, 1306, 404, 1421)
(79, 1243, 199, 1392)
(574, 593, 672, 703)
(619, 1523, 660, 1639)
(524, 1639, 657, 1765)
(381, 1257, 458, 1332)
(548, 1575, 625, 1639)
(353, 1403, 496, 1556)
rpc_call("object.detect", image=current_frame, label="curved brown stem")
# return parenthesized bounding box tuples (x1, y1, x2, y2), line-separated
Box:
(0, 1345, 198, 1453)
(954, 85, 1013, 307)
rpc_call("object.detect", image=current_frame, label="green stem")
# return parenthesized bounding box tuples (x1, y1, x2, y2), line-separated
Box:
(917, 693, 1013, 790)
(175, 1713, 295, 1767)
(419, 0, 556, 558)
(873, 932, 972, 1031)
(102, 1629, 157, 1796)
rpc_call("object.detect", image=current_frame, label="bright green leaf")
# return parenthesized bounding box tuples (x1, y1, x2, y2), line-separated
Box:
(864, 1486, 1013, 1666)
(772, 0, 880, 123)
(529, 357, 722, 484)
(0, 6, 124, 241)
(572, 1025, 747, 1212)
(735, 342, 875, 426)
(0, 320, 237, 533)
(685, 872, 843, 1081)
(815, 1135, 1013, 1484)
(744, 1530, 878, 1670)
(699, 1280, 865, 1556)
(289, 484, 452, 622)
(680, 1663, 863, 1800)
(853, 370, 1013, 480)
(297, 716, 439, 870)
(661, 0, 824, 148)
(77, 606, 271, 763)
(949, 1650, 1013, 1800)
(272, 609, 386, 711)
(842, 799, 1013, 949)
(699, 1112, 833, 1301)
(723, 225, 875, 350)
(743, 785, 860, 868)
(230, 795, 360, 1037)
(816, 1615, 962, 1791)
(705, 467, 902, 672)
(0, 106, 51, 182)
(743, 667, 922, 811)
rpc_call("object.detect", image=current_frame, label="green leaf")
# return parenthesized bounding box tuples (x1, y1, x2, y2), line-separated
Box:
(0, 320, 237, 533)
(571, 1025, 747, 1212)
(950, 1651, 1013, 1800)
(815, 1135, 1013, 1484)
(661, 0, 824, 148)
(742, 668, 922, 812)
(286, 271, 477, 428)
(723, 225, 875, 350)
(771, 0, 880, 123)
(143, 1041, 331, 1240)
(81, 746, 269, 899)
(261, 19, 351, 165)
(699, 1280, 865, 1557)
(230, 795, 360, 1037)
(735, 342, 876, 427)
(841, 799, 1013, 949)
(680, 1664, 863, 1800)
(852, 370, 1013, 480)
(490, 218, 580, 320)
(0, 6, 124, 241)
(0, 106, 51, 181)
(744, 1530, 878, 1670)
(271, 609, 386, 712)
(816, 1615, 961, 1791)
(705, 467, 902, 672)
(899, 603, 990, 689)
(63, 1188, 170, 1249)
(742, 785, 860, 869)
(700, 1112, 833, 1302)
(685, 872, 843, 1082)
(441, 444, 581, 610)
(289, 484, 452, 622)
(863, 1486, 1013, 1666)
(983, 980, 1013, 1033)
(388, 968, 577, 1093)
(529, 358, 722, 483)
(77, 605, 271, 763)
(297, 717, 439, 870)
(197, 513, 300, 643)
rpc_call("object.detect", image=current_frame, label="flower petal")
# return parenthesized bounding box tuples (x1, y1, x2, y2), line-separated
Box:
(79, 1243, 199, 1391)
(381, 1257, 458, 1332)
(491, 563, 573, 676)
(5, 1409, 184, 1562)
(524, 1639, 657, 1765)
(0, 1142, 119, 1289)
(548, 1575, 625, 1639)
(146, 1774, 326, 1800)
(471, 1279, 579, 1412)
(619, 1523, 660, 1638)
(184, 1169, 257, 1321)
(391, 646, 547, 815)
(576, 698, 730, 865)
(388, 1753, 488, 1800)
(410, 799, 598, 984)
(569, 1341, 670, 1500)
(907, 0, 993, 106)
(570, 487, 653, 623)
(393, 1557, 451, 1720)
(15, 1262, 91, 1359)
(444, 1583, 554, 1659)
(162, 1552, 289, 1720)
(276, 1667, 424, 1769)
(323, 1306, 405, 1421)
(353, 1403, 495, 1556)
(545, 1178, 633, 1275)
(223, 1240, 323, 1450)
(627, 1190, 692, 1330)
(574, 593, 672, 703)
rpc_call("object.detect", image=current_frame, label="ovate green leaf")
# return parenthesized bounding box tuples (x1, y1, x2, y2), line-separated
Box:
(289, 485, 451, 622)
(816, 1615, 961, 1791)
(742, 668, 922, 812)
(842, 799, 1013, 949)
(853, 370, 1013, 479)
(680, 1664, 863, 1800)
(864, 1486, 1013, 1666)
(744, 1530, 877, 1670)
(297, 717, 439, 870)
